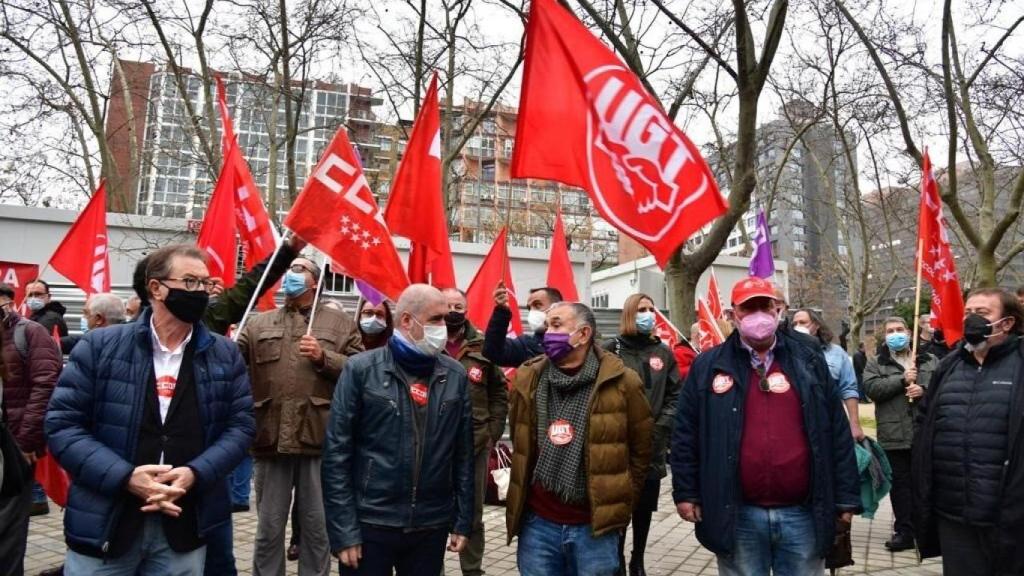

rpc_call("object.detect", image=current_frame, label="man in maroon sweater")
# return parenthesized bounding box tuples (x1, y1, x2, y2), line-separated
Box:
(672, 277, 861, 575)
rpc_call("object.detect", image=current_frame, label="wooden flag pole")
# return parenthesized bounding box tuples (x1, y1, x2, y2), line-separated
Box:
(232, 230, 290, 342)
(908, 238, 926, 402)
(305, 254, 329, 336)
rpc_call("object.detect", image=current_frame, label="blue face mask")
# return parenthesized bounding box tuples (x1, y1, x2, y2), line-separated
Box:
(886, 332, 910, 351)
(282, 271, 309, 298)
(635, 311, 656, 334)
(79, 315, 90, 334)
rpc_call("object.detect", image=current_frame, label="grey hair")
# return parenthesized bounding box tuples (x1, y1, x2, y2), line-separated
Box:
(396, 284, 444, 319)
(88, 293, 126, 324)
(884, 316, 908, 329)
(551, 301, 597, 335)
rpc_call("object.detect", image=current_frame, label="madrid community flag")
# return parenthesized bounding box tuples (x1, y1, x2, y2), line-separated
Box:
(511, 0, 726, 266)
(383, 72, 456, 287)
(284, 128, 409, 302)
(917, 149, 964, 343)
(49, 181, 110, 294)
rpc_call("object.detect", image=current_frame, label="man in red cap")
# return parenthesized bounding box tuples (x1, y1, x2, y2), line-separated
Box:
(670, 276, 861, 574)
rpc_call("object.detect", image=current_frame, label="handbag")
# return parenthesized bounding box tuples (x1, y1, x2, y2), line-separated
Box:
(826, 516, 855, 573)
(488, 443, 512, 504)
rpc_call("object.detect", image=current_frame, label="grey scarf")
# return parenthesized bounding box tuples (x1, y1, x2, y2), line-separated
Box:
(533, 350, 600, 504)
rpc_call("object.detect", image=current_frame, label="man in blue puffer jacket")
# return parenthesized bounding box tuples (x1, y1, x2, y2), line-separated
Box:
(44, 245, 255, 575)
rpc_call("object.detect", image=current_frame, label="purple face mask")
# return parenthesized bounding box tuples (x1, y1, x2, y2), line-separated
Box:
(543, 330, 577, 363)
(738, 311, 778, 342)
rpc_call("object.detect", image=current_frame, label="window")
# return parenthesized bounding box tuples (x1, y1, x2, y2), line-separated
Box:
(592, 293, 609, 308)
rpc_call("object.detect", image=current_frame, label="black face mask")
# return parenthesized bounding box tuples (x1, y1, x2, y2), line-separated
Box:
(162, 288, 209, 324)
(445, 311, 467, 333)
(963, 313, 994, 345)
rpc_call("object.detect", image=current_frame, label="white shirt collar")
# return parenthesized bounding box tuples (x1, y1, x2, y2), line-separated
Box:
(150, 316, 193, 354)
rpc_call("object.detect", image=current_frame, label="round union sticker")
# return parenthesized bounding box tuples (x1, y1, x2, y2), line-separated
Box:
(547, 419, 575, 446)
(649, 357, 664, 371)
(712, 374, 734, 394)
(767, 373, 791, 394)
(409, 382, 429, 407)
(468, 366, 483, 384)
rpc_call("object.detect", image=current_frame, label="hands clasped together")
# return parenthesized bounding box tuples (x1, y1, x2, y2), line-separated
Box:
(127, 464, 196, 517)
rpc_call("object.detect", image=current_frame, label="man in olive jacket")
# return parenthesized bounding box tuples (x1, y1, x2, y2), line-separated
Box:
(505, 302, 652, 576)
(441, 288, 507, 576)
(237, 257, 363, 576)
(863, 316, 937, 552)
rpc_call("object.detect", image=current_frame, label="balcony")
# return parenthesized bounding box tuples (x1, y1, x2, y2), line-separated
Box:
(348, 109, 381, 123)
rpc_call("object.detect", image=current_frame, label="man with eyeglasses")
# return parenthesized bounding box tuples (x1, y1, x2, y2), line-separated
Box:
(236, 255, 363, 576)
(45, 244, 255, 575)
(671, 276, 860, 575)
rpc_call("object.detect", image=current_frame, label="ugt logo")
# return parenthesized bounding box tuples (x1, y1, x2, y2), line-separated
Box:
(585, 65, 711, 242)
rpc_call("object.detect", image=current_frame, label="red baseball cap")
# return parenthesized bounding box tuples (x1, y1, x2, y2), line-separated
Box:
(731, 276, 777, 306)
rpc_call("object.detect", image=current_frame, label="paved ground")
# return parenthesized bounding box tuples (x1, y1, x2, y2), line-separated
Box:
(24, 409, 943, 575)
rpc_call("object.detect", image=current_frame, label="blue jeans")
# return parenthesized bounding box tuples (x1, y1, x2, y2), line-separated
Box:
(31, 480, 47, 505)
(229, 455, 253, 506)
(716, 505, 824, 576)
(516, 512, 620, 576)
(64, 515, 206, 576)
(203, 519, 237, 576)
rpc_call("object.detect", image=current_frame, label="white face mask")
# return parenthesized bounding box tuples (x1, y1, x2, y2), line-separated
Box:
(793, 325, 811, 335)
(360, 315, 387, 335)
(527, 309, 547, 332)
(412, 317, 447, 356)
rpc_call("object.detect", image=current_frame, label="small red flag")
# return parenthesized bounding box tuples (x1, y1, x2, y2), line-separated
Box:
(466, 228, 524, 337)
(197, 159, 238, 286)
(546, 210, 580, 302)
(707, 268, 724, 319)
(215, 76, 237, 156)
(697, 297, 724, 351)
(49, 182, 110, 294)
(511, 0, 726, 267)
(917, 149, 964, 343)
(383, 72, 456, 288)
(284, 128, 409, 302)
(653, 309, 680, 349)
(34, 451, 70, 508)
(0, 261, 39, 310)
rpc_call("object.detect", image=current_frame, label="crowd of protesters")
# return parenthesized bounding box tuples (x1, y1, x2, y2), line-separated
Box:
(0, 241, 1022, 576)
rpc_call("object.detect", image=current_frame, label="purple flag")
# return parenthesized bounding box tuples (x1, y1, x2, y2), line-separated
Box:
(356, 279, 386, 306)
(749, 210, 775, 278)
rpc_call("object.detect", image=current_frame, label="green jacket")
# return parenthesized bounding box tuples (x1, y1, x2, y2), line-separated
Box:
(855, 437, 892, 519)
(449, 323, 508, 454)
(202, 243, 299, 336)
(863, 346, 938, 451)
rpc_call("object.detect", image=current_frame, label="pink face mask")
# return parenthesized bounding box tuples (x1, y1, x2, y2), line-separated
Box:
(738, 311, 778, 341)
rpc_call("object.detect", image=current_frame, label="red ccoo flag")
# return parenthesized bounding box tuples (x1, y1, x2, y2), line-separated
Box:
(696, 297, 724, 352)
(917, 150, 964, 343)
(466, 228, 524, 337)
(706, 267, 724, 319)
(546, 209, 579, 302)
(383, 72, 456, 288)
(49, 182, 110, 294)
(197, 160, 238, 286)
(284, 128, 409, 302)
(511, 0, 726, 267)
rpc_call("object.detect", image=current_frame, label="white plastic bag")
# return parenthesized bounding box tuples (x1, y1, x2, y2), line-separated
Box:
(490, 446, 512, 502)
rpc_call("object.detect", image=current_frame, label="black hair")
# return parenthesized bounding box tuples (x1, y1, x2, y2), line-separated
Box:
(529, 286, 564, 303)
(0, 283, 14, 299)
(27, 278, 50, 293)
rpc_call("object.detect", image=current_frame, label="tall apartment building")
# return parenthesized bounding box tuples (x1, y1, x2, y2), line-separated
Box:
(105, 60, 383, 220)
(368, 102, 620, 269)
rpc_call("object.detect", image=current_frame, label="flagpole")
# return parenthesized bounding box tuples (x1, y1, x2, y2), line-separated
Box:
(909, 238, 926, 403)
(305, 254, 329, 336)
(232, 230, 290, 342)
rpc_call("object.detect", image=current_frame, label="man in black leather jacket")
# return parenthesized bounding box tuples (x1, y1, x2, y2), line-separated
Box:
(322, 284, 474, 575)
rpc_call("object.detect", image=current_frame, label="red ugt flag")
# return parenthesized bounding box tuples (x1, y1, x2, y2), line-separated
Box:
(466, 228, 524, 337)
(383, 72, 456, 288)
(50, 181, 110, 294)
(653, 309, 679, 349)
(0, 261, 39, 311)
(697, 297, 724, 352)
(546, 209, 579, 302)
(284, 128, 409, 302)
(918, 150, 964, 343)
(511, 0, 726, 267)
(706, 267, 724, 319)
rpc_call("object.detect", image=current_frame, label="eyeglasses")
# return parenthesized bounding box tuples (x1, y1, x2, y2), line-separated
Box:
(755, 366, 769, 392)
(160, 277, 217, 292)
(289, 264, 313, 274)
